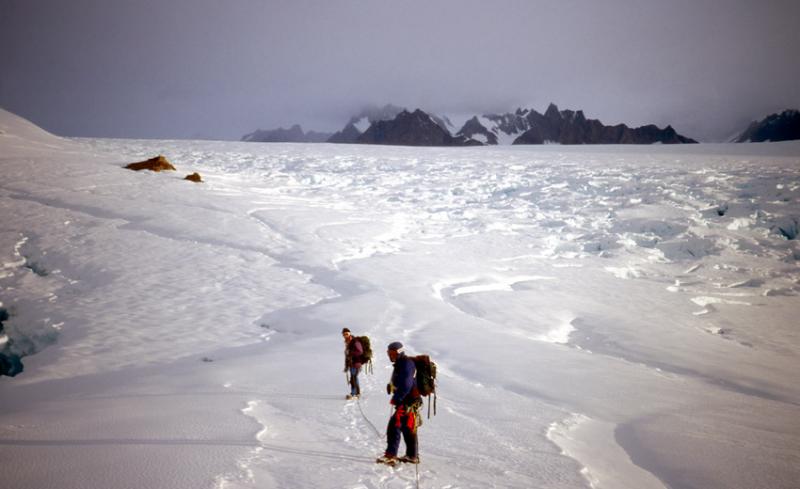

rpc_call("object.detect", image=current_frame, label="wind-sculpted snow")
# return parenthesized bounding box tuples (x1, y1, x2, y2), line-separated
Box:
(2, 111, 800, 489)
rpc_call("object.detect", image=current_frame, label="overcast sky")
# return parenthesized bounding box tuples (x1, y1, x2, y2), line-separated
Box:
(2, 0, 799, 141)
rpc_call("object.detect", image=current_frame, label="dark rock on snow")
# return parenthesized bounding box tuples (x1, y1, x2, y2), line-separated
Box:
(125, 155, 177, 172)
(184, 172, 203, 183)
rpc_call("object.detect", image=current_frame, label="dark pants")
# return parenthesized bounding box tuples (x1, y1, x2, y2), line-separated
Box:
(349, 366, 360, 396)
(385, 406, 418, 458)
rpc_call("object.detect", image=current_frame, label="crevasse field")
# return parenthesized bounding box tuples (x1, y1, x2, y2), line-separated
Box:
(1, 108, 799, 489)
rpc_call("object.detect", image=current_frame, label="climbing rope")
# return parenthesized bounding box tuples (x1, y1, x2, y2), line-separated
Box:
(356, 397, 384, 441)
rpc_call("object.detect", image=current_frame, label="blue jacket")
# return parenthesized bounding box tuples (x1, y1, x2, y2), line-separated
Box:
(391, 353, 421, 406)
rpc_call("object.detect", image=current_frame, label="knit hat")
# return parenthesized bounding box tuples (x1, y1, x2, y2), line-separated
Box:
(387, 341, 403, 352)
(342, 327, 351, 334)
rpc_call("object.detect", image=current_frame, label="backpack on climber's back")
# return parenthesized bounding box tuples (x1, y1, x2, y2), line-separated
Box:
(356, 335, 373, 373)
(410, 354, 437, 417)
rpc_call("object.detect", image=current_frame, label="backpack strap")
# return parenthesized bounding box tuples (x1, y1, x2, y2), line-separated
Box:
(426, 392, 437, 419)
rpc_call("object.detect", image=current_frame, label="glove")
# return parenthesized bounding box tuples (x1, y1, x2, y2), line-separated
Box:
(389, 398, 396, 405)
(386, 383, 394, 395)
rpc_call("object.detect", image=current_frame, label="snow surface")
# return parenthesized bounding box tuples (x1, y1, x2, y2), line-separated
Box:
(1, 107, 800, 489)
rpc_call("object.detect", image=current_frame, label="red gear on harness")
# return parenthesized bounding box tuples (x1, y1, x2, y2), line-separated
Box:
(394, 406, 416, 431)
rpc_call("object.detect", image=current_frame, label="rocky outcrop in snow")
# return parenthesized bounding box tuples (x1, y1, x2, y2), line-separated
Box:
(125, 155, 177, 172)
(184, 172, 203, 183)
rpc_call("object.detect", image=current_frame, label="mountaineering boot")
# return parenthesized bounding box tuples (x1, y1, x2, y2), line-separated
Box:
(345, 394, 359, 400)
(399, 455, 419, 464)
(376, 454, 398, 466)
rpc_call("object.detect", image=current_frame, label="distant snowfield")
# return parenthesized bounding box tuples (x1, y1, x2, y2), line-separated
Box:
(1, 108, 799, 489)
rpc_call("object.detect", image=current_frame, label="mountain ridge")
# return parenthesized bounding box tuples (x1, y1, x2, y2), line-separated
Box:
(243, 103, 701, 145)
(241, 124, 331, 143)
(458, 103, 697, 145)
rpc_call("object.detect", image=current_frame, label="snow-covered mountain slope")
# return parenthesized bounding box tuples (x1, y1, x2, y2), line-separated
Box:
(1, 108, 799, 489)
(454, 111, 539, 145)
(0, 107, 72, 151)
(462, 109, 535, 145)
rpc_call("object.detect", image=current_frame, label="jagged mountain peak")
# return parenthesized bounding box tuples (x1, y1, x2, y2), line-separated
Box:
(544, 103, 561, 119)
(356, 108, 481, 147)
